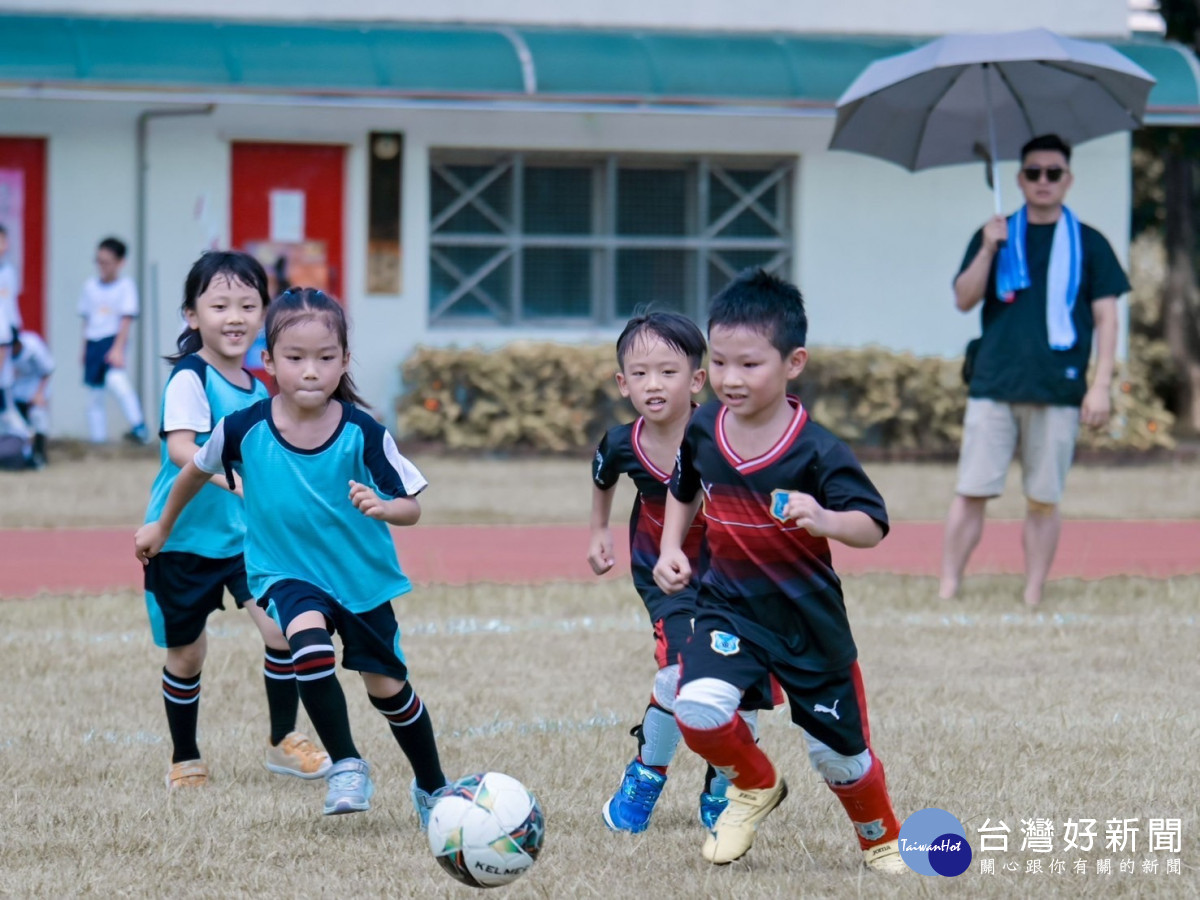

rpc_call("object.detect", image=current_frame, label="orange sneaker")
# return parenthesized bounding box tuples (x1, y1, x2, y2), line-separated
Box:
(166, 760, 209, 789)
(264, 731, 331, 779)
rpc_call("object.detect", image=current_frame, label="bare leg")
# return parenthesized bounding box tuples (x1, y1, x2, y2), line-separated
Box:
(939, 495, 988, 599)
(1022, 502, 1061, 607)
(166, 631, 206, 679)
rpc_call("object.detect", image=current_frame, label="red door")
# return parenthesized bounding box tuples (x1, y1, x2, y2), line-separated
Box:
(230, 142, 345, 299)
(0, 137, 47, 335)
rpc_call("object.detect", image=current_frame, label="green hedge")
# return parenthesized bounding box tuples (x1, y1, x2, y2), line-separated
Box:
(398, 343, 1174, 453)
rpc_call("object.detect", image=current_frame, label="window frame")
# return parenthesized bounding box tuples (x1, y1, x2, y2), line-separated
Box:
(429, 150, 794, 327)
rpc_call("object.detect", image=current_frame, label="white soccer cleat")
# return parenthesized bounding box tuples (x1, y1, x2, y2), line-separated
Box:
(863, 839, 908, 873)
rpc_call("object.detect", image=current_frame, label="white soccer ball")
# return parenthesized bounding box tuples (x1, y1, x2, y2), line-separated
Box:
(426, 772, 545, 889)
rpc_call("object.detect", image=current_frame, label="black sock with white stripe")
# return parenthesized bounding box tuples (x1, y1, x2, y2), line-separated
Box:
(288, 628, 359, 763)
(162, 667, 201, 763)
(370, 683, 446, 793)
(263, 646, 299, 745)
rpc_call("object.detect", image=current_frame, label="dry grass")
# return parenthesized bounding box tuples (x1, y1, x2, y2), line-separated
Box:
(3, 448, 1200, 529)
(2, 576, 1197, 897)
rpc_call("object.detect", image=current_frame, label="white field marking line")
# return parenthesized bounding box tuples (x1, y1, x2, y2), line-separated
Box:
(0, 698, 1163, 755)
(0, 712, 633, 752)
(1, 613, 650, 645)
(5, 610, 1196, 648)
(443, 712, 626, 740)
(80, 729, 165, 746)
(886, 612, 1198, 628)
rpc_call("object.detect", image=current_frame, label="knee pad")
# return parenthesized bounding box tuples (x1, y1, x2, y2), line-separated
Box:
(675, 678, 741, 731)
(1026, 499, 1057, 516)
(652, 664, 680, 712)
(806, 733, 873, 783)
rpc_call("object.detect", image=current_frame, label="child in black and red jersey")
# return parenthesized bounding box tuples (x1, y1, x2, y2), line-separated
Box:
(588, 312, 743, 833)
(654, 269, 906, 873)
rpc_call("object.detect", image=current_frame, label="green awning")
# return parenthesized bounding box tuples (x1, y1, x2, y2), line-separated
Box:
(1, 14, 1198, 120)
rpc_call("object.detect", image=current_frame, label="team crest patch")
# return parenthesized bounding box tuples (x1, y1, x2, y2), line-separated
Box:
(769, 489, 790, 523)
(855, 819, 887, 842)
(710, 630, 740, 656)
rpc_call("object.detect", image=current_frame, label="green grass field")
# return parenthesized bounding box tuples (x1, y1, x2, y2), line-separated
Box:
(3, 448, 1198, 895)
(2, 577, 1196, 897)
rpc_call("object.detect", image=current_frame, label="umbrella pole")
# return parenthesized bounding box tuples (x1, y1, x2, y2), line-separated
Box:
(983, 63, 1003, 216)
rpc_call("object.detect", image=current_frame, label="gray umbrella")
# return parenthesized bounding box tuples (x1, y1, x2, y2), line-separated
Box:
(829, 28, 1156, 213)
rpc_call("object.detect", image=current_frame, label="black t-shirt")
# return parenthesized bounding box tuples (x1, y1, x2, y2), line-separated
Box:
(670, 399, 889, 672)
(593, 418, 706, 620)
(960, 220, 1130, 406)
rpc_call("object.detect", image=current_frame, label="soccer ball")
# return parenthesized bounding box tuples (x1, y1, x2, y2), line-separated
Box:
(426, 772, 545, 889)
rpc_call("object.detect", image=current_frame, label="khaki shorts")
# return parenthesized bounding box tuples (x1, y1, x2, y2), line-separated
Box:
(955, 399, 1080, 505)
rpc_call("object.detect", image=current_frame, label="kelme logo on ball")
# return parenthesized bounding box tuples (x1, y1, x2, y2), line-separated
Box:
(898, 807, 972, 877)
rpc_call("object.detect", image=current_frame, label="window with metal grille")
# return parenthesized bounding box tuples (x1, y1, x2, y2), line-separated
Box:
(429, 152, 793, 326)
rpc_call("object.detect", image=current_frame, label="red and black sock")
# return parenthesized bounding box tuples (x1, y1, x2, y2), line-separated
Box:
(288, 628, 359, 762)
(370, 683, 446, 794)
(162, 667, 201, 763)
(263, 646, 299, 746)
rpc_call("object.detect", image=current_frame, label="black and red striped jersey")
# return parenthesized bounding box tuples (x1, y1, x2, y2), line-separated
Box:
(670, 398, 889, 671)
(593, 416, 706, 618)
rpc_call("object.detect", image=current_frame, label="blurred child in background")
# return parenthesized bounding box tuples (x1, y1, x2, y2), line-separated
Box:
(79, 236, 148, 443)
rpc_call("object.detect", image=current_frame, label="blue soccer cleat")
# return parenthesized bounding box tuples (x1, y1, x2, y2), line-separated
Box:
(603, 759, 667, 833)
(323, 758, 374, 816)
(410, 778, 443, 830)
(699, 769, 731, 831)
(699, 792, 729, 831)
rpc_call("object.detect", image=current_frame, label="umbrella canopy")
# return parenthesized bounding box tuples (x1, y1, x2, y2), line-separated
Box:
(829, 28, 1156, 174)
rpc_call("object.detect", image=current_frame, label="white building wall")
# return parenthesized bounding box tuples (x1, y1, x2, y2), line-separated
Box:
(1, 100, 144, 441)
(1, 97, 1132, 437)
(0, 0, 1132, 38)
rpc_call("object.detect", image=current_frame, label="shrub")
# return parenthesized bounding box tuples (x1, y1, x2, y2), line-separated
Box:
(398, 343, 1174, 453)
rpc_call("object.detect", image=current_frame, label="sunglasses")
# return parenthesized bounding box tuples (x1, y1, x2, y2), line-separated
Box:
(1022, 166, 1066, 183)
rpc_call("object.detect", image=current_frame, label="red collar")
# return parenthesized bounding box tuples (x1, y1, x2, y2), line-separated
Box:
(715, 396, 807, 475)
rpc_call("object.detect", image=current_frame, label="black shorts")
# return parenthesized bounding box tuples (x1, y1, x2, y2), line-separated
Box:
(653, 611, 693, 669)
(84, 336, 116, 387)
(680, 611, 873, 756)
(143, 551, 252, 649)
(656, 610, 776, 712)
(263, 579, 409, 681)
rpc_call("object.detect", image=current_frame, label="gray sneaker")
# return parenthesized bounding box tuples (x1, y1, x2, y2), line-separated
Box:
(410, 778, 443, 829)
(323, 758, 374, 816)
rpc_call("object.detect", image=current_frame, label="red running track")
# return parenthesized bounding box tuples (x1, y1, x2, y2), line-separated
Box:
(1, 520, 1198, 599)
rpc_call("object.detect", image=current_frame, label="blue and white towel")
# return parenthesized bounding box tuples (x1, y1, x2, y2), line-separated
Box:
(995, 205, 1083, 350)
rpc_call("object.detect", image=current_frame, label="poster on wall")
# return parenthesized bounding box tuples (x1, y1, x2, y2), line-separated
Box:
(0, 168, 25, 300)
(269, 190, 305, 243)
(244, 240, 329, 296)
(241, 240, 329, 388)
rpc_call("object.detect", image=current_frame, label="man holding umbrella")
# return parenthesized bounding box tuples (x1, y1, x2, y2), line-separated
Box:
(939, 133, 1130, 606)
